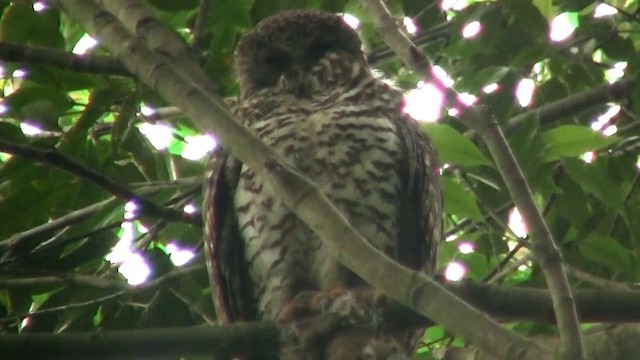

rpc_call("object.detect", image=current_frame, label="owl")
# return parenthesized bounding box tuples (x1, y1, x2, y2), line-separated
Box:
(203, 10, 442, 359)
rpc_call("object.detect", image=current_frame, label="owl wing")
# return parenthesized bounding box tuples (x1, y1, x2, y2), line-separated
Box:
(393, 113, 443, 275)
(203, 148, 257, 323)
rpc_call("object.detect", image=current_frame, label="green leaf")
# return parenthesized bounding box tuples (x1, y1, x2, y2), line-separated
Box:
(0, 122, 27, 143)
(631, 81, 640, 117)
(441, 177, 483, 220)
(211, 0, 253, 29)
(532, 0, 557, 19)
(1, 85, 73, 130)
(508, 0, 548, 40)
(601, 34, 636, 61)
(579, 235, 631, 270)
(459, 253, 491, 280)
(562, 158, 623, 210)
(456, 66, 510, 93)
(0, 3, 37, 43)
(538, 125, 618, 162)
(31, 8, 65, 48)
(422, 123, 492, 167)
(0, 5, 64, 48)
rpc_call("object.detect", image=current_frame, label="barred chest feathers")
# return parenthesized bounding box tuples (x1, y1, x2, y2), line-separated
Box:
(233, 53, 405, 319)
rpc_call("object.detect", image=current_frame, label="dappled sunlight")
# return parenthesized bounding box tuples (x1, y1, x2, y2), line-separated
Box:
(549, 13, 577, 42)
(606, 62, 627, 83)
(106, 221, 135, 264)
(403, 17, 418, 34)
(403, 82, 444, 122)
(12, 69, 27, 78)
(181, 134, 217, 160)
(593, 4, 618, 18)
(441, 0, 469, 11)
(166, 242, 195, 267)
(581, 151, 596, 164)
(508, 208, 528, 239)
(482, 83, 499, 94)
(591, 105, 621, 131)
(106, 202, 152, 285)
(432, 65, 455, 88)
(117, 253, 151, 286)
(138, 122, 173, 150)
(20, 122, 44, 136)
(341, 13, 360, 29)
(445, 232, 458, 242)
(72, 34, 98, 55)
(515, 78, 535, 107)
(32, 2, 47, 12)
(139, 104, 156, 117)
(457, 92, 477, 106)
(602, 125, 617, 136)
(458, 242, 475, 254)
(462, 21, 481, 38)
(444, 261, 466, 281)
(183, 203, 197, 214)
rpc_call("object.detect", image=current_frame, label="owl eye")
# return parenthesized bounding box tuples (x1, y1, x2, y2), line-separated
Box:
(307, 41, 335, 61)
(264, 54, 290, 70)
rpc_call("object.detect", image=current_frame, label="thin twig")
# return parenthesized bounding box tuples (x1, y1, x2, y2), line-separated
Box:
(0, 140, 200, 226)
(192, 0, 212, 52)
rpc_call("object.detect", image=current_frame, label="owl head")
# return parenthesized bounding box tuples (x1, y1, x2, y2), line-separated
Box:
(235, 10, 365, 98)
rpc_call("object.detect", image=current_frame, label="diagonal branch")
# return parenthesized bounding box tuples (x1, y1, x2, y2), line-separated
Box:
(0, 140, 199, 226)
(52, 0, 550, 358)
(359, 0, 586, 358)
(462, 108, 585, 360)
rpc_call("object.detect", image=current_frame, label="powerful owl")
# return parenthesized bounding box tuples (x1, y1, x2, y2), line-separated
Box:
(204, 10, 442, 359)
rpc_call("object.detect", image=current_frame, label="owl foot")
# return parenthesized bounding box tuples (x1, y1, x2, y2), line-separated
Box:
(277, 288, 389, 359)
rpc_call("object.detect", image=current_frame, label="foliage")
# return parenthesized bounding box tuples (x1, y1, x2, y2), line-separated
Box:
(0, 0, 639, 358)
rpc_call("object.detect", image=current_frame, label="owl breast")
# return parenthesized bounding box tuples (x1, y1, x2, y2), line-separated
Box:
(234, 56, 404, 319)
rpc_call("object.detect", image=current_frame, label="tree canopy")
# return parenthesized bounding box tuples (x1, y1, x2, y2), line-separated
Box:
(1, 0, 639, 359)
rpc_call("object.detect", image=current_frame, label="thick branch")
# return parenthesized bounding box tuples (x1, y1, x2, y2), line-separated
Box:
(506, 77, 636, 132)
(4, 277, 640, 325)
(0, 41, 129, 76)
(0, 322, 279, 360)
(53, 1, 550, 359)
(2, 312, 640, 359)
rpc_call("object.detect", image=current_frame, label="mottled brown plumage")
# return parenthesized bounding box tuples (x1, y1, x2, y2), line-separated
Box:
(204, 10, 442, 359)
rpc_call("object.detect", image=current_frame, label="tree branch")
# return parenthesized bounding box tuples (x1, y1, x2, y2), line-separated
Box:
(0, 140, 199, 226)
(0, 41, 130, 76)
(506, 77, 636, 132)
(3, 275, 640, 325)
(192, 0, 212, 52)
(462, 108, 585, 359)
(359, 0, 588, 358)
(2, 293, 640, 360)
(0, 322, 280, 359)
